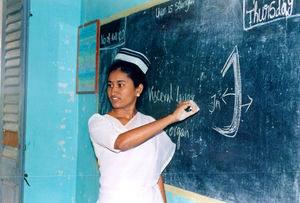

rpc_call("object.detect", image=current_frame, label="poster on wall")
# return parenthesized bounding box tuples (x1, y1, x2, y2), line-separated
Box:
(76, 19, 100, 94)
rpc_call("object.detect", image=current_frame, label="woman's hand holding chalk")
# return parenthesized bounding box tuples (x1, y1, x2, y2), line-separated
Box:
(185, 106, 192, 112)
(172, 100, 200, 122)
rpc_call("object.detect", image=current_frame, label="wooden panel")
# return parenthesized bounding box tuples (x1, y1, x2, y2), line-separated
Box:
(4, 104, 18, 114)
(6, 0, 21, 7)
(6, 1, 21, 14)
(5, 30, 21, 42)
(5, 40, 20, 50)
(0, 0, 26, 202)
(1, 183, 17, 203)
(3, 122, 18, 132)
(2, 130, 18, 148)
(5, 48, 20, 59)
(5, 58, 20, 67)
(2, 146, 18, 160)
(6, 11, 21, 24)
(5, 67, 20, 77)
(3, 113, 18, 122)
(4, 86, 19, 95)
(4, 76, 20, 86)
(6, 21, 21, 33)
(4, 95, 19, 104)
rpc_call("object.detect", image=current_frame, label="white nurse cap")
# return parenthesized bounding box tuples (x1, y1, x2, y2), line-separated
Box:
(114, 48, 151, 74)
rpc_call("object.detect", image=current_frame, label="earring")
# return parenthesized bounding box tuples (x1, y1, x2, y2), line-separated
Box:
(137, 93, 140, 97)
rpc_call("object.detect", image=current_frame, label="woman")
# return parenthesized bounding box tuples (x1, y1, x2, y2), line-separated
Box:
(88, 48, 199, 203)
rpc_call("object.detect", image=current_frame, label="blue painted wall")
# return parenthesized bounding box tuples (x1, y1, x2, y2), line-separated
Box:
(24, 0, 80, 202)
(75, 94, 99, 203)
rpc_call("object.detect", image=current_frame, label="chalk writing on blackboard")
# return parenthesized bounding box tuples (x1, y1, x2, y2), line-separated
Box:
(147, 84, 195, 150)
(243, 0, 300, 30)
(166, 126, 190, 150)
(100, 18, 126, 50)
(148, 84, 195, 104)
(212, 46, 253, 138)
(155, 0, 195, 19)
(100, 29, 125, 49)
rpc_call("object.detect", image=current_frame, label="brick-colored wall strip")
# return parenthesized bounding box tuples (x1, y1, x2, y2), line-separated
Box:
(2, 130, 18, 148)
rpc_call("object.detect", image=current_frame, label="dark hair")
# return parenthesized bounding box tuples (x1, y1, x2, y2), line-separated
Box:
(107, 60, 147, 89)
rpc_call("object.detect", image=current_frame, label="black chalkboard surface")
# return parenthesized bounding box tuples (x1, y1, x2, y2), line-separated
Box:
(98, 0, 300, 202)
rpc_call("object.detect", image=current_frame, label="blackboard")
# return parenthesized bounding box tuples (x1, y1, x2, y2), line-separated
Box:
(98, 0, 300, 202)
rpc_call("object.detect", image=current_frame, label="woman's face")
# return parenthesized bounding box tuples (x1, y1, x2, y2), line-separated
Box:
(107, 68, 143, 110)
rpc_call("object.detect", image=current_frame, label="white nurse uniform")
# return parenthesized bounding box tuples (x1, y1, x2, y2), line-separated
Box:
(88, 112, 176, 203)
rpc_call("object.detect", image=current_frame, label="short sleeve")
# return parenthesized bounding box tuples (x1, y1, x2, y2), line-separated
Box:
(156, 131, 176, 175)
(144, 115, 176, 176)
(146, 116, 176, 175)
(88, 114, 121, 153)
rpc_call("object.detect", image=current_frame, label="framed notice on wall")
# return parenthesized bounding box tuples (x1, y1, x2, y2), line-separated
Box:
(76, 19, 100, 94)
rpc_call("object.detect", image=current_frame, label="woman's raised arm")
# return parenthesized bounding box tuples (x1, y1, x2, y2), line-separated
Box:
(114, 100, 199, 151)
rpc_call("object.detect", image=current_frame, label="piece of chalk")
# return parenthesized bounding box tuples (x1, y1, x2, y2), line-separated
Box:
(185, 106, 192, 112)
